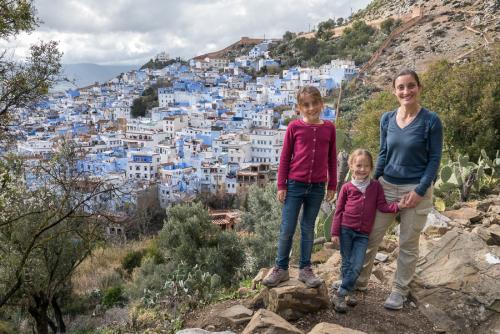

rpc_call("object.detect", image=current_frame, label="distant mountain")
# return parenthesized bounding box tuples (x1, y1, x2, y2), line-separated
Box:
(53, 63, 138, 91)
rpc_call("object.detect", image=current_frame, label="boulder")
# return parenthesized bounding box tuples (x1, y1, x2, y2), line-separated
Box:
(251, 268, 270, 289)
(422, 209, 451, 237)
(241, 309, 303, 334)
(176, 330, 236, 334)
(379, 237, 398, 253)
(443, 207, 482, 223)
(472, 225, 500, 246)
(263, 278, 330, 320)
(410, 229, 500, 333)
(311, 248, 335, 264)
(307, 322, 366, 334)
(219, 305, 253, 325)
(489, 205, 500, 215)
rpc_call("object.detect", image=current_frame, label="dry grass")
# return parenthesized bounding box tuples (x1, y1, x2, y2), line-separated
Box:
(72, 240, 150, 296)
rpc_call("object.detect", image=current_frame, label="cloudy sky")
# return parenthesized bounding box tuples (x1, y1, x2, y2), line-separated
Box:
(3, 0, 371, 65)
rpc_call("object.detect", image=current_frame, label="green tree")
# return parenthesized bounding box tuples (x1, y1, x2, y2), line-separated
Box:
(157, 202, 245, 285)
(0, 1, 62, 136)
(352, 91, 398, 155)
(316, 19, 335, 41)
(421, 56, 500, 160)
(282, 31, 296, 42)
(239, 184, 282, 273)
(0, 144, 121, 333)
(131, 97, 147, 118)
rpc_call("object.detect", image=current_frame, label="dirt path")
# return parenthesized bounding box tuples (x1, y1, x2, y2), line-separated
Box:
(182, 281, 436, 333)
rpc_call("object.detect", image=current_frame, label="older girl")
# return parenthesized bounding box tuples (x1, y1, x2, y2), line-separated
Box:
(263, 86, 336, 288)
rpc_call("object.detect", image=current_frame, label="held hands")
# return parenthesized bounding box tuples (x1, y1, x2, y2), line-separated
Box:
(277, 190, 287, 203)
(401, 190, 423, 208)
(397, 197, 407, 209)
(326, 190, 336, 202)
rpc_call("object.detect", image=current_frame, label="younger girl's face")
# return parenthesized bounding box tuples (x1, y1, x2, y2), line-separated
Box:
(350, 155, 372, 180)
(298, 94, 323, 120)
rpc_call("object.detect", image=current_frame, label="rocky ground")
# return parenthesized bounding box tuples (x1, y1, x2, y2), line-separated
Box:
(181, 192, 500, 334)
(183, 281, 436, 333)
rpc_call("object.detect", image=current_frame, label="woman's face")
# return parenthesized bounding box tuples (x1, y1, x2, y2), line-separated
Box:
(393, 74, 422, 107)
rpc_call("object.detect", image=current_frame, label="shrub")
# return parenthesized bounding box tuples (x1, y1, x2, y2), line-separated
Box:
(157, 202, 245, 285)
(102, 286, 126, 308)
(121, 250, 146, 275)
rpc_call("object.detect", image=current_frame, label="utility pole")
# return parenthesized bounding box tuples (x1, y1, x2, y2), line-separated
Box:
(336, 80, 343, 119)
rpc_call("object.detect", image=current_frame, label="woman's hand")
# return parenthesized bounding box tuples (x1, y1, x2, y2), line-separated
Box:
(402, 190, 423, 208)
(277, 190, 287, 203)
(326, 190, 335, 202)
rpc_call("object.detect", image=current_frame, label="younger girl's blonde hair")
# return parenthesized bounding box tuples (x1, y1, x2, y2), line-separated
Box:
(296, 86, 323, 106)
(348, 149, 374, 170)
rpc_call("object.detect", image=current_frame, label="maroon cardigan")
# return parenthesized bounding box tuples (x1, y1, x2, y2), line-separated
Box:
(277, 119, 337, 190)
(331, 180, 399, 236)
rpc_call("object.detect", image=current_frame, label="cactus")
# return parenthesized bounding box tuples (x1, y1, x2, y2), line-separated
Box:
(210, 273, 221, 289)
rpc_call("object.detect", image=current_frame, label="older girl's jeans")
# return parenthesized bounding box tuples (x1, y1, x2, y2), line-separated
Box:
(276, 180, 325, 270)
(338, 227, 369, 296)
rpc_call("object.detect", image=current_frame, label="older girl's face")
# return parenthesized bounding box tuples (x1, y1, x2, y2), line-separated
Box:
(393, 74, 422, 107)
(298, 94, 323, 120)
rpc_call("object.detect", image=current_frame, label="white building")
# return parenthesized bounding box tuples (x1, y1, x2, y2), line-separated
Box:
(126, 151, 161, 181)
(250, 129, 285, 164)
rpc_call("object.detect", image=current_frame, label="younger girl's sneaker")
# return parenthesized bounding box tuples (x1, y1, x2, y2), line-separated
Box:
(346, 294, 358, 307)
(331, 293, 347, 313)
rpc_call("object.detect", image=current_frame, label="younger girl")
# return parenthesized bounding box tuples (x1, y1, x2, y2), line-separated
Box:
(330, 149, 404, 312)
(263, 86, 337, 288)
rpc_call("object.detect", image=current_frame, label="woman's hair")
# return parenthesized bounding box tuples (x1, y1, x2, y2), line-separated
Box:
(296, 86, 323, 105)
(392, 69, 421, 88)
(348, 149, 374, 170)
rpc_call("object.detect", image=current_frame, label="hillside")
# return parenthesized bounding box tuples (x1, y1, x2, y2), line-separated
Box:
(354, 0, 499, 87)
(192, 37, 265, 60)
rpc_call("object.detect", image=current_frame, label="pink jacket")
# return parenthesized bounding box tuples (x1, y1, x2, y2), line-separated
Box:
(331, 180, 399, 236)
(277, 119, 337, 190)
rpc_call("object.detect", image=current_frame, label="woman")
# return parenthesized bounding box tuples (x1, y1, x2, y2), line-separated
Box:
(355, 69, 443, 310)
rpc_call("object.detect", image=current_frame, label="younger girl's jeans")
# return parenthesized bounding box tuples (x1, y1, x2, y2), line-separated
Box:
(338, 227, 369, 296)
(276, 179, 325, 270)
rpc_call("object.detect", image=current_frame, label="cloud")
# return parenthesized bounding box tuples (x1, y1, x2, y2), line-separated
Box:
(2, 0, 371, 65)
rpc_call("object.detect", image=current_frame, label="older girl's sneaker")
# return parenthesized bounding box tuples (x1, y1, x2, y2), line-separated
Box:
(298, 266, 322, 288)
(262, 266, 289, 287)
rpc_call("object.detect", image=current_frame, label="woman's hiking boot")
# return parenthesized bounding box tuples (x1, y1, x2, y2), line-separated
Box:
(262, 266, 289, 287)
(384, 291, 406, 310)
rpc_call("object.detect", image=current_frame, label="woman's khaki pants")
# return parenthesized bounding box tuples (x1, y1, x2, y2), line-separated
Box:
(356, 177, 433, 296)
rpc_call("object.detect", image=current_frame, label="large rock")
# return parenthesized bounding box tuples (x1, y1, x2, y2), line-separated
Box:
(251, 268, 270, 289)
(263, 279, 330, 320)
(411, 229, 500, 333)
(219, 305, 253, 325)
(241, 309, 303, 334)
(472, 224, 500, 246)
(422, 209, 451, 237)
(307, 322, 366, 334)
(311, 248, 335, 264)
(176, 330, 236, 334)
(443, 207, 482, 223)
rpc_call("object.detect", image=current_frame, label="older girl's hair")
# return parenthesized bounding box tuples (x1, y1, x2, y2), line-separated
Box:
(297, 86, 323, 105)
(392, 69, 421, 88)
(348, 149, 374, 170)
